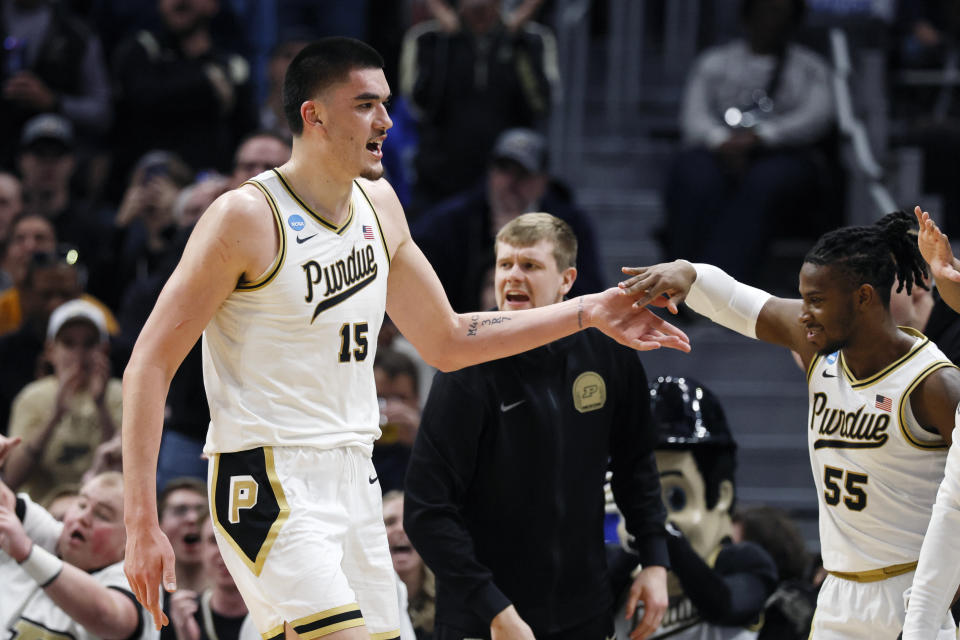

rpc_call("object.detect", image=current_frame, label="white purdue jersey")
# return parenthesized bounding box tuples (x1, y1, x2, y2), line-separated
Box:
(202, 170, 390, 455)
(807, 328, 953, 573)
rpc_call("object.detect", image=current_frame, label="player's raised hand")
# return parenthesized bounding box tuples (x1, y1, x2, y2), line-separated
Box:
(124, 523, 176, 630)
(619, 260, 699, 313)
(914, 206, 960, 283)
(588, 288, 691, 352)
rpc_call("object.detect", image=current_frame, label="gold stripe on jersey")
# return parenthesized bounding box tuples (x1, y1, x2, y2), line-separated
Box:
(827, 560, 918, 582)
(840, 327, 929, 389)
(273, 169, 355, 235)
(897, 361, 955, 450)
(238, 180, 287, 291)
(209, 447, 290, 576)
(354, 181, 391, 267)
(806, 353, 823, 385)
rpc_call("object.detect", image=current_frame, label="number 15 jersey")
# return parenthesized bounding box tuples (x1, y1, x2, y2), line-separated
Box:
(202, 170, 391, 455)
(807, 328, 953, 573)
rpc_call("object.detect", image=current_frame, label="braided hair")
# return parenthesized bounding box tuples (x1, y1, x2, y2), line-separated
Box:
(803, 211, 929, 308)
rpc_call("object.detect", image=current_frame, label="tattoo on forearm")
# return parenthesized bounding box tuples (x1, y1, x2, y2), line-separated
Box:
(466, 314, 512, 337)
(578, 297, 584, 329)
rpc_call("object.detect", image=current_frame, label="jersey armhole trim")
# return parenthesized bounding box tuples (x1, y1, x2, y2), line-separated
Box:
(237, 180, 286, 291)
(806, 353, 822, 385)
(354, 180, 391, 268)
(897, 360, 955, 450)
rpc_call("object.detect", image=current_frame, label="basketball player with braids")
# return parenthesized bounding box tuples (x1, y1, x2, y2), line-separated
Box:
(620, 211, 960, 639)
(120, 37, 690, 640)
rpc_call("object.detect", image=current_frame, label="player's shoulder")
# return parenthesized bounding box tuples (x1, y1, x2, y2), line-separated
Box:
(354, 177, 402, 215)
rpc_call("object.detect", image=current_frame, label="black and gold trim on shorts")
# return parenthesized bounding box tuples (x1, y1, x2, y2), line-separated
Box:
(897, 360, 956, 450)
(261, 605, 368, 640)
(840, 327, 928, 389)
(210, 447, 290, 576)
(273, 169, 355, 235)
(354, 180, 391, 267)
(238, 179, 287, 291)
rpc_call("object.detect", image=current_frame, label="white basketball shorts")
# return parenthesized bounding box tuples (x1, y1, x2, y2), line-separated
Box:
(810, 571, 955, 639)
(207, 445, 400, 640)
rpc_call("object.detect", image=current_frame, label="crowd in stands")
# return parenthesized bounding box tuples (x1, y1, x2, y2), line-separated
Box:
(3, 0, 959, 639)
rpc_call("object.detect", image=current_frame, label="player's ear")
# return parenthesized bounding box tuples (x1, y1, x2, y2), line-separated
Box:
(559, 266, 577, 296)
(301, 100, 324, 128)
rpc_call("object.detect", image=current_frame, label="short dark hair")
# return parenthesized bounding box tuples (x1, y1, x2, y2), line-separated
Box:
(374, 347, 419, 390)
(282, 37, 385, 135)
(740, 0, 807, 24)
(803, 210, 928, 308)
(158, 477, 207, 516)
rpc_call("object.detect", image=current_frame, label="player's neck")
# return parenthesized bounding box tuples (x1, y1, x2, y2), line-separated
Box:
(277, 154, 354, 226)
(841, 321, 915, 380)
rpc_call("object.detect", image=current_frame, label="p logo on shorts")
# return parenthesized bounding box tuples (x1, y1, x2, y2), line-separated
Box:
(229, 475, 259, 523)
(211, 448, 289, 576)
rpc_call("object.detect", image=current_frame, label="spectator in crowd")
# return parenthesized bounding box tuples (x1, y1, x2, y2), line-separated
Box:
(157, 478, 209, 595)
(0, 244, 118, 337)
(384, 490, 435, 640)
(0, 0, 112, 167)
(413, 128, 603, 312)
(228, 130, 292, 188)
(661, 0, 835, 285)
(258, 35, 311, 141)
(405, 213, 669, 640)
(3, 299, 120, 505)
(162, 512, 253, 640)
(16, 114, 108, 273)
(0, 212, 53, 295)
(174, 174, 231, 229)
(109, 0, 258, 199)
(400, 0, 558, 212)
(612, 376, 779, 638)
(0, 468, 155, 640)
(0, 172, 24, 262)
(105, 150, 194, 310)
(373, 348, 423, 492)
(43, 484, 80, 521)
(733, 505, 817, 640)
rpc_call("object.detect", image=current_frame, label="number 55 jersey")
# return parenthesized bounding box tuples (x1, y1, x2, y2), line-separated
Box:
(806, 328, 953, 575)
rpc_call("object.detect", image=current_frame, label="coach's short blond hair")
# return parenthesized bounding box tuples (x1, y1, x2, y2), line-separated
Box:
(495, 213, 577, 270)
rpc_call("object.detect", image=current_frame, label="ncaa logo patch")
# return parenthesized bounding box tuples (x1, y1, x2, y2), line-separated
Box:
(826, 352, 838, 365)
(287, 214, 305, 232)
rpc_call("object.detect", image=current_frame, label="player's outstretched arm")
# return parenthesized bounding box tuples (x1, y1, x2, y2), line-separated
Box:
(121, 187, 273, 629)
(618, 260, 815, 365)
(914, 205, 960, 313)
(363, 180, 690, 371)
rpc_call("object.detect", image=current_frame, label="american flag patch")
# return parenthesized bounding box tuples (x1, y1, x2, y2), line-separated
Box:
(875, 394, 892, 412)
(362, 225, 375, 240)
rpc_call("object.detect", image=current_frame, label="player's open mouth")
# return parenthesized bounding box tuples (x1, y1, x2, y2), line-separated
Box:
(366, 140, 383, 159)
(805, 325, 821, 340)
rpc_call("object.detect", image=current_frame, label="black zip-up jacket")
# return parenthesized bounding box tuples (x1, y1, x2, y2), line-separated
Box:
(404, 329, 669, 635)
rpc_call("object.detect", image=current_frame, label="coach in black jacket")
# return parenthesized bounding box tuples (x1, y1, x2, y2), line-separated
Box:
(404, 213, 670, 640)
